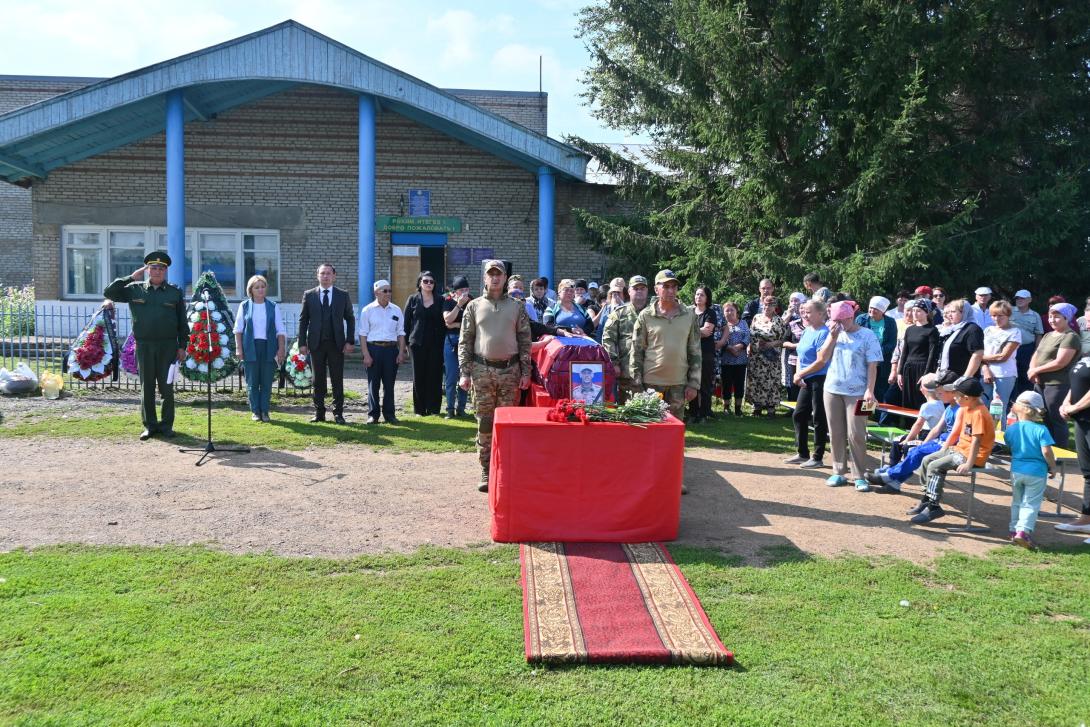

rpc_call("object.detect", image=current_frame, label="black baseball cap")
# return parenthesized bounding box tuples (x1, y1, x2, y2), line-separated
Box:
(954, 377, 984, 397)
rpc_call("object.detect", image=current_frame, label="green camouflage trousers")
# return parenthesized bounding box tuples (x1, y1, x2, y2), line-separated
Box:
(470, 361, 522, 471)
(648, 383, 687, 421)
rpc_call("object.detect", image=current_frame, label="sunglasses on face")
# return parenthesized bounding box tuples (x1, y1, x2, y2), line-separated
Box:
(421, 279, 434, 285)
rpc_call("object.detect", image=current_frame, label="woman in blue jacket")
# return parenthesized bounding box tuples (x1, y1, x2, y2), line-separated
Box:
(234, 275, 286, 422)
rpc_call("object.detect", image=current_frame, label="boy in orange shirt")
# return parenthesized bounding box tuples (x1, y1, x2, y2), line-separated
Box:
(909, 376, 995, 524)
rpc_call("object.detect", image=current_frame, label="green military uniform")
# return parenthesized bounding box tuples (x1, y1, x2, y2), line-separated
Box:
(458, 262, 532, 491)
(103, 252, 188, 436)
(602, 299, 650, 404)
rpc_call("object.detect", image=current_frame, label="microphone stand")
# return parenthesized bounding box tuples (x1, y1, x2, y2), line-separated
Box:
(180, 290, 249, 466)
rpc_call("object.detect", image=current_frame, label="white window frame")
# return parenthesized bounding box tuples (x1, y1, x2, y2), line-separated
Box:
(61, 225, 281, 301)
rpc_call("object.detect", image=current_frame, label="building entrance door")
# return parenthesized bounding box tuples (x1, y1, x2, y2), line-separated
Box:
(391, 245, 420, 310)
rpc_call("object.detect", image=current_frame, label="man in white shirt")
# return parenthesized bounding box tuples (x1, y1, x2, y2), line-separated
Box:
(357, 279, 407, 424)
(971, 286, 995, 329)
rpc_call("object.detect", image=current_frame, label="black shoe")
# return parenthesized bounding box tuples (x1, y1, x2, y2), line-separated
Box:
(906, 498, 932, 516)
(334, 415, 347, 425)
(139, 429, 152, 441)
(864, 471, 885, 488)
(160, 429, 176, 438)
(444, 411, 455, 419)
(386, 416, 400, 424)
(366, 418, 380, 425)
(310, 414, 326, 423)
(910, 504, 946, 525)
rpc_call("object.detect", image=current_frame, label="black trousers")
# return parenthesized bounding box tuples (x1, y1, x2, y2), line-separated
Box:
(689, 350, 717, 418)
(411, 342, 444, 415)
(1074, 419, 1090, 515)
(1037, 382, 1070, 449)
(720, 363, 747, 405)
(793, 374, 828, 460)
(367, 343, 398, 421)
(310, 339, 345, 416)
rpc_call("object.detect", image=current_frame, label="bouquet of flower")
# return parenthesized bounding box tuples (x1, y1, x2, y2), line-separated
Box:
(66, 305, 119, 382)
(546, 389, 669, 425)
(120, 332, 139, 378)
(181, 271, 239, 383)
(283, 340, 313, 388)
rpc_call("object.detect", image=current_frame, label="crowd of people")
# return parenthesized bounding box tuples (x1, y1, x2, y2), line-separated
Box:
(105, 252, 1090, 529)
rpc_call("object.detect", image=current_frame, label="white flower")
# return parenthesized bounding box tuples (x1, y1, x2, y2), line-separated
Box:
(198, 362, 209, 373)
(185, 359, 197, 369)
(190, 312, 200, 323)
(211, 311, 222, 322)
(206, 300, 217, 311)
(212, 357, 225, 369)
(195, 302, 205, 311)
(219, 334, 230, 346)
(216, 323, 226, 334)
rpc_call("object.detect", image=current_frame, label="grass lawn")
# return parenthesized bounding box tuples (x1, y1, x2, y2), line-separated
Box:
(1, 544, 1087, 725)
(0, 400, 795, 453)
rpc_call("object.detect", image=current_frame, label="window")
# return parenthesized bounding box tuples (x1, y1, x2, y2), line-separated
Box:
(65, 231, 102, 296)
(63, 226, 280, 300)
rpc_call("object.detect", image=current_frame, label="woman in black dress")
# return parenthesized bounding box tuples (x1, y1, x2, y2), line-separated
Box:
(403, 270, 446, 416)
(897, 299, 940, 409)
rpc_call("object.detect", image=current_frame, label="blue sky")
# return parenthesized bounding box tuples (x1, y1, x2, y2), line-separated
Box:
(0, 0, 632, 143)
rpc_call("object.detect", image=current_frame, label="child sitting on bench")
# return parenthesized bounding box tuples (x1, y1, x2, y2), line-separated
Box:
(909, 376, 996, 524)
(1004, 391, 1057, 549)
(865, 370, 961, 492)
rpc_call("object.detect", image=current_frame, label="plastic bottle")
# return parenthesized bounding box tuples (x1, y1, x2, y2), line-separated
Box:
(990, 396, 1004, 428)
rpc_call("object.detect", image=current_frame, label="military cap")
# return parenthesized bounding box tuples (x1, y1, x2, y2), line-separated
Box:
(482, 259, 506, 273)
(628, 275, 649, 287)
(144, 251, 172, 266)
(654, 269, 679, 285)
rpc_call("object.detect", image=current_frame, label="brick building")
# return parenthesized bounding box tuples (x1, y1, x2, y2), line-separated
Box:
(0, 21, 617, 309)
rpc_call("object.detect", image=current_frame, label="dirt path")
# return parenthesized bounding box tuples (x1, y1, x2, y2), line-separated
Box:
(1, 437, 1084, 563)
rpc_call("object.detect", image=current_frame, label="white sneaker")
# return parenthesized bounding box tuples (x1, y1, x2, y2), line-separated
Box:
(799, 458, 824, 469)
(783, 455, 806, 465)
(1084, 537, 1090, 545)
(1054, 521, 1090, 533)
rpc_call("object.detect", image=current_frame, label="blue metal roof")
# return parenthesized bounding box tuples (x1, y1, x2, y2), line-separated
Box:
(0, 21, 588, 184)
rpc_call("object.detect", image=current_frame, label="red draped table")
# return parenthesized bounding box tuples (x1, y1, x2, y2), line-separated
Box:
(489, 407, 685, 543)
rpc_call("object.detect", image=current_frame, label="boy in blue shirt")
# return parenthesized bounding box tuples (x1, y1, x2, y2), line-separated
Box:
(864, 370, 961, 493)
(1005, 390, 1057, 549)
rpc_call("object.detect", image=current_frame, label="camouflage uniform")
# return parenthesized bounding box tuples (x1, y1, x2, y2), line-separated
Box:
(602, 300, 649, 404)
(631, 300, 702, 421)
(457, 293, 532, 484)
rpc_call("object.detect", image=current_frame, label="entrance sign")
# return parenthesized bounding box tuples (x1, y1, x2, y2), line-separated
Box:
(376, 215, 461, 233)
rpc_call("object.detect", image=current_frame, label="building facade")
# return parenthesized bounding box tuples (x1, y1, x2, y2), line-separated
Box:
(0, 21, 617, 308)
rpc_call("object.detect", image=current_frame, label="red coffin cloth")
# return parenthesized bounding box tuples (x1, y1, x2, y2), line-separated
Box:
(531, 336, 615, 403)
(489, 407, 684, 542)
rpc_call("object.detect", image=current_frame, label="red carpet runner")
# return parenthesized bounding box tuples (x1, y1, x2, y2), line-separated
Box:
(521, 542, 733, 665)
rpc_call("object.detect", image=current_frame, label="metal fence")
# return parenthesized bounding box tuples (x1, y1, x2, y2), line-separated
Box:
(0, 300, 308, 394)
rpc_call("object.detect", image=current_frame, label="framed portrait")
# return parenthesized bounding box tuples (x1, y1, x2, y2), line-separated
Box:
(570, 361, 604, 404)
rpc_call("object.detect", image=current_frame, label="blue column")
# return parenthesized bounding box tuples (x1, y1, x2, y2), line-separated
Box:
(537, 166, 555, 285)
(358, 95, 377, 306)
(165, 90, 185, 288)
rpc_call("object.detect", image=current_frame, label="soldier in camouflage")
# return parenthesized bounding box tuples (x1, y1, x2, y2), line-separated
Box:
(632, 269, 702, 421)
(458, 259, 532, 492)
(601, 274, 651, 404)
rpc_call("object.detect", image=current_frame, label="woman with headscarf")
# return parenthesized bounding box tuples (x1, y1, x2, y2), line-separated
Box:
(781, 291, 809, 402)
(403, 270, 446, 416)
(896, 299, 940, 410)
(855, 296, 898, 399)
(814, 300, 884, 490)
(937, 299, 984, 379)
(1029, 302, 1081, 447)
(746, 293, 787, 417)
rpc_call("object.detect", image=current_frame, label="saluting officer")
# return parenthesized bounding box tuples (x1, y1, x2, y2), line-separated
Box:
(103, 251, 189, 440)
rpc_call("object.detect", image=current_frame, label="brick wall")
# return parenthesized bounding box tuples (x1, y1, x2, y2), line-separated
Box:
(0, 77, 99, 288)
(26, 84, 614, 301)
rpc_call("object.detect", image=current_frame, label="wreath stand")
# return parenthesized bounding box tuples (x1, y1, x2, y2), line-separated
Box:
(179, 290, 250, 466)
